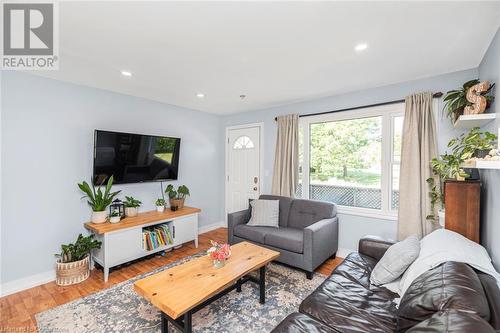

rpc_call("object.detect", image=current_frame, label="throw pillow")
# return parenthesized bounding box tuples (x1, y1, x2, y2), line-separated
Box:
(247, 199, 279, 228)
(370, 235, 420, 286)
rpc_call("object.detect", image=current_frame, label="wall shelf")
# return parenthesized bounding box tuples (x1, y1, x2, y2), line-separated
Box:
(453, 113, 496, 129)
(463, 160, 500, 169)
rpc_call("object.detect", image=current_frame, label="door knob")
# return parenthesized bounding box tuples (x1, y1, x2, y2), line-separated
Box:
(253, 187, 258, 191)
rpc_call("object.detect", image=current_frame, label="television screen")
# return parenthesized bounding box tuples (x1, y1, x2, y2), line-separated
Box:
(93, 130, 181, 185)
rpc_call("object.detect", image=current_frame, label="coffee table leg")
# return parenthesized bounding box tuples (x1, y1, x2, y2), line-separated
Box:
(161, 313, 169, 333)
(183, 311, 192, 333)
(236, 278, 242, 292)
(259, 266, 266, 304)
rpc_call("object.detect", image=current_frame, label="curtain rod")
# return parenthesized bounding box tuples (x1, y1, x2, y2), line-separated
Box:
(274, 92, 443, 121)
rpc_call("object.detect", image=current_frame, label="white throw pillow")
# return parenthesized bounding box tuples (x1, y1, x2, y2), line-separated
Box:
(247, 199, 279, 228)
(370, 235, 420, 286)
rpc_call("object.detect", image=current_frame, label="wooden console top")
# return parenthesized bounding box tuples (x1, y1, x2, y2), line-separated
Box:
(84, 206, 201, 234)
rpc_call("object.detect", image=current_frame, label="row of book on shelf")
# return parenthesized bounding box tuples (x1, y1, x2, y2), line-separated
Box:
(142, 223, 173, 251)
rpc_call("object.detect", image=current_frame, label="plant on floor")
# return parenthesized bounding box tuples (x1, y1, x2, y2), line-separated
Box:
(442, 79, 495, 123)
(124, 196, 142, 208)
(78, 176, 121, 212)
(55, 234, 102, 263)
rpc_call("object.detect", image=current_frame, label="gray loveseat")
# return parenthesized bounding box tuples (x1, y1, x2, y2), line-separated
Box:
(228, 195, 338, 278)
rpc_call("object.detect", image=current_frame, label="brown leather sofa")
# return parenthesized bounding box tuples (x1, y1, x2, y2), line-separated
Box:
(271, 236, 500, 333)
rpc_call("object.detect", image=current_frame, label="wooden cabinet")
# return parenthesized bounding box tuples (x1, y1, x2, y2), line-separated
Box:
(444, 180, 480, 242)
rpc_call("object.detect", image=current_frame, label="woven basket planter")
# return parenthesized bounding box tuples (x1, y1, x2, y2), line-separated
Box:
(169, 198, 185, 209)
(56, 255, 90, 286)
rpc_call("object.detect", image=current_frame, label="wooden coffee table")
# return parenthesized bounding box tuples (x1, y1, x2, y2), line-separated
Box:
(134, 241, 280, 333)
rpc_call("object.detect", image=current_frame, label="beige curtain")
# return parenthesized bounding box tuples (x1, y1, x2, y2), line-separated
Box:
(398, 92, 439, 240)
(271, 114, 299, 197)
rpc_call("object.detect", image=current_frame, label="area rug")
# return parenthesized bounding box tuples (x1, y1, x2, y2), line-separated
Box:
(36, 253, 326, 333)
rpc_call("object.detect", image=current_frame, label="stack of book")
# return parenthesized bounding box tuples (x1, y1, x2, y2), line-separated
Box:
(142, 224, 173, 251)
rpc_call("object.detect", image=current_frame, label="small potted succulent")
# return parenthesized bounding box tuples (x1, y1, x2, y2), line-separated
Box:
(78, 176, 121, 224)
(55, 234, 101, 286)
(165, 184, 190, 211)
(109, 210, 121, 223)
(155, 198, 166, 212)
(124, 196, 142, 217)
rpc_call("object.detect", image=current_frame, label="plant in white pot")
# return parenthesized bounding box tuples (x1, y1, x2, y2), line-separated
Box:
(109, 210, 121, 223)
(78, 176, 120, 224)
(124, 196, 142, 217)
(55, 234, 101, 286)
(155, 198, 166, 212)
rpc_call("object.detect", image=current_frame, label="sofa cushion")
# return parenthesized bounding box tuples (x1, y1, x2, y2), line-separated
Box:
(271, 313, 340, 333)
(247, 199, 280, 228)
(233, 225, 275, 244)
(260, 195, 293, 227)
(299, 253, 398, 333)
(264, 228, 304, 254)
(406, 309, 495, 333)
(397, 262, 491, 332)
(370, 235, 420, 285)
(288, 199, 335, 229)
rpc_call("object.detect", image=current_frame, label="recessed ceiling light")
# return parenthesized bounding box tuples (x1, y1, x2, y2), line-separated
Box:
(196, 93, 205, 98)
(354, 43, 368, 52)
(121, 70, 132, 77)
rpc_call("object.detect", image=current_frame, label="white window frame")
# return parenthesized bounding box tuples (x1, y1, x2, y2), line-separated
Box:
(298, 103, 404, 220)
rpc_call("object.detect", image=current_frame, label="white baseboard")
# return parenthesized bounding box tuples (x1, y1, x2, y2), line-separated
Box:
(336, 247, 355, 259)
(198, 221, 225, 234)
(1, 221, 225, 297)
(1, 270, 56, 297)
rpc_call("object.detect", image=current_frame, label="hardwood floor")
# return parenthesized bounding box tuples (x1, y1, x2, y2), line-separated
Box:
(0, 228, 343, 331)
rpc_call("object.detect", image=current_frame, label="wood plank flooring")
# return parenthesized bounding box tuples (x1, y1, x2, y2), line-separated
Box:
(0, 228, 343, 331)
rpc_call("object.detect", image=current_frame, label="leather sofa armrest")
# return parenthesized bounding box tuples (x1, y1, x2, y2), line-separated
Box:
(358, 235, 396, 261)
(227, 209, 250, 244)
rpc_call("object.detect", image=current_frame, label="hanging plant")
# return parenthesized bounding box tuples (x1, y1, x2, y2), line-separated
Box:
(442, 79, 495, 123)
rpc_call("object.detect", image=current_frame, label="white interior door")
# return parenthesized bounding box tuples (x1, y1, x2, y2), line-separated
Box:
(227, 126, 261, 213)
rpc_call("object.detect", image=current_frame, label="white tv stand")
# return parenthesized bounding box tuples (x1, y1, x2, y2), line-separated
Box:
(84, 207, 200, 282)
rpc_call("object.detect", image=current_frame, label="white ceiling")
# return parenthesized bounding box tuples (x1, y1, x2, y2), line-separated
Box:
(36, 1, 500, 115)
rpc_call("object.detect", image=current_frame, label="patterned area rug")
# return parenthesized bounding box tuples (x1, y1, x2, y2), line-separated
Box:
(36, 253, 326, 333)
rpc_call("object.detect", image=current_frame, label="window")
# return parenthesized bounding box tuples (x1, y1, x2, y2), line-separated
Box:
(297, 104, 404, 218)
(233, 136, 255, 149)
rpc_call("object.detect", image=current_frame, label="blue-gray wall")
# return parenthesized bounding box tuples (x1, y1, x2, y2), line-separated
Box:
(221, 69, 479, 253)
(479, 27, 500, 270)
(1, 72, 224, 285)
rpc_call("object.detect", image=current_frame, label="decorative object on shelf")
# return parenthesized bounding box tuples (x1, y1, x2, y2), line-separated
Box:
(109, 210, 121, 223)
(207, 240, 231, 268)
(109, 199, 125, 220)
(54, 234, 101, 286)
(165, 184, 190, 210)
(124, 196, 142, 217)
(78, 176, 121, 224)
(426, 127, 497, 223)
(155, 198, 166, 212)
(443, 79, 495, 123)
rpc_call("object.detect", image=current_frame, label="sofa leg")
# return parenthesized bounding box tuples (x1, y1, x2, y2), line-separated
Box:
(331, 252, 337, 259)
(306, 271, 313, 280)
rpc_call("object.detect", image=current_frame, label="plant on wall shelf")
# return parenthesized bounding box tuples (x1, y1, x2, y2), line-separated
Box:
(447, 127, 497, 160)
(442, 79, 495, 123)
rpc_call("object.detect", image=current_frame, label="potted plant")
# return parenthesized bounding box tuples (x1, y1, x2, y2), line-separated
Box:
(124, 196, 142, 217)
(109, 210, 121, 223)
(55, 234, 101, 286)
(78, 176, 121, 224)
(155, 198, 166, 212)
(442, 79, 495, 123)
(165, 184, 190, 210)
(448, 127, 497, 159)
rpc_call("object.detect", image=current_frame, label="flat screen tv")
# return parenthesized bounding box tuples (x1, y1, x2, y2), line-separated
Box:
(93, 130, 181, 185)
